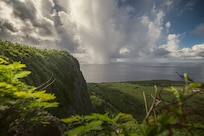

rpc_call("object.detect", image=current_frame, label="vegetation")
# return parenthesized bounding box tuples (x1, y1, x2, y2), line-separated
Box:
(64, 78, 204, 135)
(0, 58, 58, 135)
(87, 81, 185, 120)
(1, 40, 204, 135)
(62, 113, 139, 136)
(0, 40, 92, 117)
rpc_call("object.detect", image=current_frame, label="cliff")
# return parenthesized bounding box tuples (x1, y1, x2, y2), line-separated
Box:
(0, 40, 92, 117)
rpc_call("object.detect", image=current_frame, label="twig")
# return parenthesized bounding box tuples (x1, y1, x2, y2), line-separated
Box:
(145, 85, 160, 121)
(143, 91, 148, 116)
(36, 73, 55, 90)
(40, 78, 56, 90)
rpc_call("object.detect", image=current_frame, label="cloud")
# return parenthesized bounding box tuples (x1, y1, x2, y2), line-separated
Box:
(0, 0, 203, 63)
(183, 0, 196, 11)
(71, 0, 172, 63)
(0, 0, 171, 63)
(0, 0, 78, 50)
(194, 23, 204, 38)
(165, 22, 171, 33)
(158, 35, 204, 59)
(172, 0, 196, 16)
(160, 34, 179, 52)
(175, 43, 204, 59)
(119, 47, 130, 55)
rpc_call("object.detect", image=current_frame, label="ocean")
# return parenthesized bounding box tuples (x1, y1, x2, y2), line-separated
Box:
(80, 62, 204, 83)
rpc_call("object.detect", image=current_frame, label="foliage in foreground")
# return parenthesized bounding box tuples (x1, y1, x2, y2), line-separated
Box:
(62, 113, 139, 136)
(0, 58, 58, 135)
(1, 57, 204, 135)
(63, 74, 204, 136)
(142, 77, 204, 136)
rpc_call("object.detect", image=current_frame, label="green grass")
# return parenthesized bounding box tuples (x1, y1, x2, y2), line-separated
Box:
(88, 80, 204, 122)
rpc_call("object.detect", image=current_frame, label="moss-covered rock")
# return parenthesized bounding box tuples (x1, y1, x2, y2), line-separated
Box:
(0, 40, 93, 117)
(7, 112, 67, 136)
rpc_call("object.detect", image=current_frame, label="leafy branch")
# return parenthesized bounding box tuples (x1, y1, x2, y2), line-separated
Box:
(0, 58, 58, 134)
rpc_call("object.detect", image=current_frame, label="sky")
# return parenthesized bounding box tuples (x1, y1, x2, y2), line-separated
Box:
(0, 0, 204, 64)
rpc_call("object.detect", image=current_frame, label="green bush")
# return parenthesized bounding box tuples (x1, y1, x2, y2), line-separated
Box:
(62, 113, 139, 136)
(63, 74, 204, 136)
(143, 75, 204, 136)
(0, 58, 58, 135)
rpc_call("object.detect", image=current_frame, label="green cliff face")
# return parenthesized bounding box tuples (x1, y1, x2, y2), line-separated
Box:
(0, 40, 93, 117)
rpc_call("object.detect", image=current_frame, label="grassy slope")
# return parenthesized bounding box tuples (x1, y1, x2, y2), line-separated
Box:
(88, 80, 204, 121)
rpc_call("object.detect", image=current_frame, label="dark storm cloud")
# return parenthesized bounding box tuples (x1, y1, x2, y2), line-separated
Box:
(5, 0, 54, 36)
(0, 21, 17, 33)
(198, 52, 204, 57)
(0, 23, 13, 40)
(51, 0, 67, 13)
(42, 0, 78, 52)
(4, 0, 37, 22)
(153, 47, 170, 56)
(1, 0, 53, 39)
(0, 0, 78, 51)
(52, 11, 78, 52)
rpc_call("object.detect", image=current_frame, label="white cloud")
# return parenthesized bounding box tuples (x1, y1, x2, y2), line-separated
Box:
(175, 43, 204, 59)
(165, 21, 170, 28)
(192, 44, 204, 50)
(0, 0, 203, 64)
(160, 34, 179, 52)
(158, 36, 204, 60)
(119, 47, 130, 55)
(166, 0, 173, 7)
(165, 22, 171, 32)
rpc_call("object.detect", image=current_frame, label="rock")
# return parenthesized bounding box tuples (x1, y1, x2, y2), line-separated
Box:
(0, 40, 93, 118)
(7, 112, 67, 136)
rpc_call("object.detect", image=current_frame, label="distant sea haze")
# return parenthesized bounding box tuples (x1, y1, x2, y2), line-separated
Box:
(80, 62, 204, 83)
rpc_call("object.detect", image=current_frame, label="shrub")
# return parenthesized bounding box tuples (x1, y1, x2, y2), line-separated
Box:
(63, 73, 204, 136)
(0, 58, 58, 135)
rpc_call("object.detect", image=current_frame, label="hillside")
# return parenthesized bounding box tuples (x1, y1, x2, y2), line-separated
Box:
(88, 80, 204, 122)
(0, 40, 92, 117)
